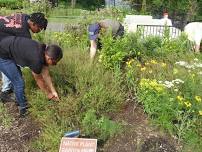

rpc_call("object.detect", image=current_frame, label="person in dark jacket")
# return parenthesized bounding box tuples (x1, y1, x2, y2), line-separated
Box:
(0, 12, 48, 101)
(0, 36, 62, 117)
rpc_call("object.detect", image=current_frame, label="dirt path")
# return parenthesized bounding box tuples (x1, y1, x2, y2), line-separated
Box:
(0, 102, 40, 152)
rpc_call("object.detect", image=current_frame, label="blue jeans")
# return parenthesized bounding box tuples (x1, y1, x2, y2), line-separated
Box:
(1, 72, 12, 92)
(0, 58, 27, 109)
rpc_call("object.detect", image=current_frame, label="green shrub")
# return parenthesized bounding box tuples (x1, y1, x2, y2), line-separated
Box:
(22, 0, 52, 16)
(126, 56, 202, 148)
(82, 109, 122, 141)
(100, 32, 144, 69)
(0, 103, 13, 128)
(0, 0, 23, 9)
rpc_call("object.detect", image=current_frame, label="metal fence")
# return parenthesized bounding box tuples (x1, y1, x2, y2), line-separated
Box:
(137, 25, 182, 39)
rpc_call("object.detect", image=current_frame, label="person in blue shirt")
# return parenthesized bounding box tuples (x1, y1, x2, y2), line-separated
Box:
(88, 19, 124, 60)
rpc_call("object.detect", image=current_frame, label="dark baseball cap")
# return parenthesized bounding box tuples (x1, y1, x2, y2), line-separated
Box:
(88, 23, 100, 40)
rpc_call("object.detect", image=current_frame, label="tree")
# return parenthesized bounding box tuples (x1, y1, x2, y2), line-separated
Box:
(123, 0, 201, 28)
(77, 0, 104, 10)
(71, 0, 76, 8)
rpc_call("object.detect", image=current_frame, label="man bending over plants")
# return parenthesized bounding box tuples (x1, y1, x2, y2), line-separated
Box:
(88, 19, 124, 60)
(0, 36, 63, 117)
(0, 12, 48, 102)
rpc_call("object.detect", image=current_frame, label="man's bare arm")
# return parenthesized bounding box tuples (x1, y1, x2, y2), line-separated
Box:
(40, 66, 59, 100)
(32, 70, 52, 97)
(90, 40, 97, 59)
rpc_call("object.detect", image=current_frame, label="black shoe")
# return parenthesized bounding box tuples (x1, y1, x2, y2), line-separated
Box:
(19, 107, 28, 117)
(0, 90, 15, 103)
(2, 89, 13, 94)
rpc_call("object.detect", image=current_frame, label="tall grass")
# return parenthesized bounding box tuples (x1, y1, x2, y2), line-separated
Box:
(25, 49, 125, 151)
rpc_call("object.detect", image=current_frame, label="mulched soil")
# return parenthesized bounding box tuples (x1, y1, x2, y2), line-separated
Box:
(0, 101, 40, 152)
(101, 101, 179, 152)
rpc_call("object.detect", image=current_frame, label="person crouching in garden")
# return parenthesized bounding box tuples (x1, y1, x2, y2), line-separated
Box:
(0, 12, 48, 102)
(0, 36, 63, 117)
(88, 19, 124, 60)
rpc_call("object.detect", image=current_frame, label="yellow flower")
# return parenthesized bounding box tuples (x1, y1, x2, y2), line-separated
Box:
(184, 101, 192, 108)
(150, 60, 157, 64)
(195, 96, 201, 102)
(161, 63, 166, 67)
(127, 64, 132, 68)
(199, 111, 202, 116)
(191, 74, 195, 78)
(126, 59, 134, 66)
(145, 62, 150, 65)
(177, 96, 183, 101)
(136, 64, 141, 67)
(173, 68, 178, 74)
(155, 86, 164, 92)
(149, 70, 153, 74)
(140, 67, 146, 71)
(150, 79, 158, 87)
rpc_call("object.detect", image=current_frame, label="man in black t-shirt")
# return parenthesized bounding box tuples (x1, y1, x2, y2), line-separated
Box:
(0, 36, 63, 116)
(0, 12, 48, 101)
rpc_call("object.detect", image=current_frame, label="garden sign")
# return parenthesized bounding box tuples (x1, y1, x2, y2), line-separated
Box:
(59, 137, 97, 152)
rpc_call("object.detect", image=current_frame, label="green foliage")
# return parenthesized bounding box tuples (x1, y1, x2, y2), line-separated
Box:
(156, 33, 191, 55)
(99, 29, 191, 70)
(0, 103, 13, 128)
(143, 36, 162, 55)
(100, 32, 144, 69)
(0, 0, 23, 9)
(77, 0, 105, 10)
(82, 109, 122, 141)
(125, 53, 202, 149)
(79, 83, 123, 114)
(31, 122, 63, 152)
(23, 68, 37, 94)
(25, 49, 125, 151)
(33, 21, 89, 50)
(22, 0, 52, 16)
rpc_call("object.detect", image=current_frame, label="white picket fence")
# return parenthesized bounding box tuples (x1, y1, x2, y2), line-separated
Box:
(123, 15, 182, 39)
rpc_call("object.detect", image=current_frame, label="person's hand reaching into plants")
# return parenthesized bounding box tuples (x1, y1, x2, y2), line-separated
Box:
(48, 92, 60, 101)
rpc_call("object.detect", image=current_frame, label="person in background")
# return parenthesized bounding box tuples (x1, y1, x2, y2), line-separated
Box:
(0, 36, 63, 116)
(160, 12, 172, 26)
(88, 19, 124, 60)
(0, 12, 48, 102)
(184, 22, 202, 53)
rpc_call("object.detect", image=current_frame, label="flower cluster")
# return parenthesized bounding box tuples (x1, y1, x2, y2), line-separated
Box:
(158, 79, 184, 88)
(176, 95, 202, 115)
(175, 60, 202, 70)
(140, 78, 165, 92)
(126, 59, 135, 68)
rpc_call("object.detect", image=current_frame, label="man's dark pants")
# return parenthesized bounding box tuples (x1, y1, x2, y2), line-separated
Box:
(0, 58, 27, 110)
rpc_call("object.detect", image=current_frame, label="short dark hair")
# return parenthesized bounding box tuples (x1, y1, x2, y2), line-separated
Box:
(30, 12, 48, 30)
(46, 45, 63, 61)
